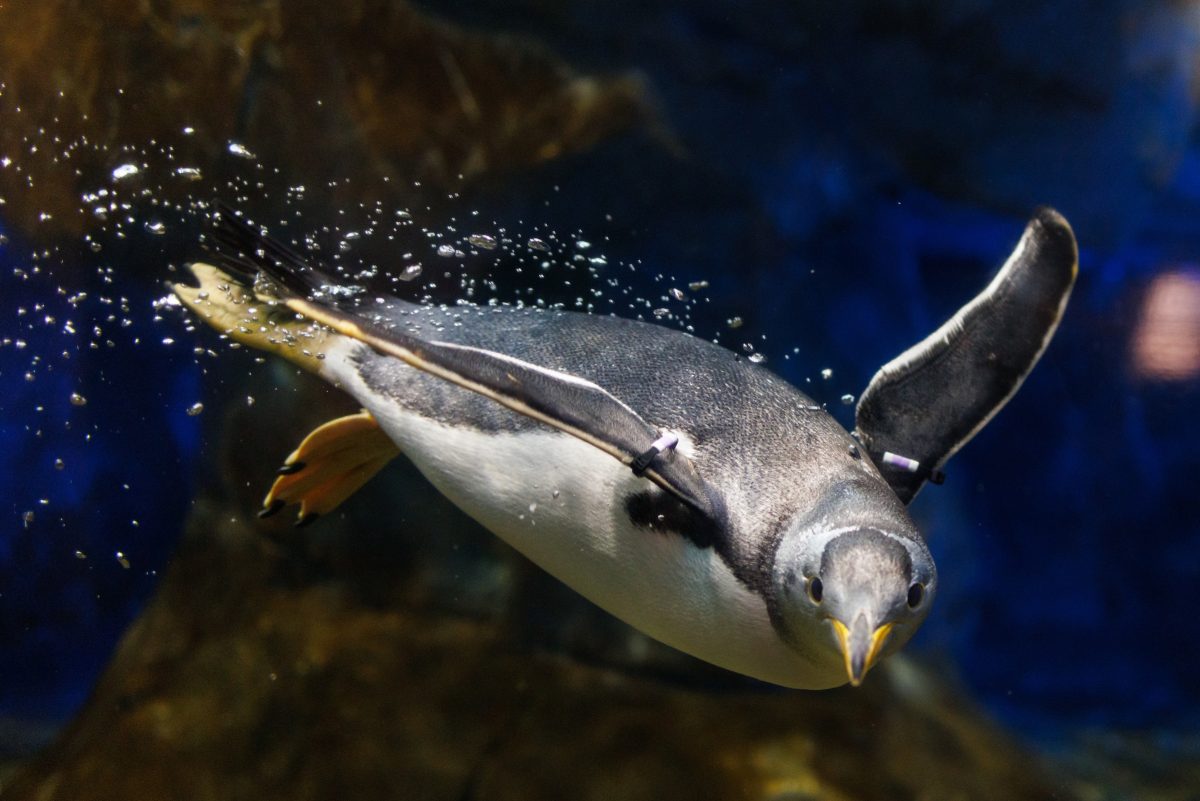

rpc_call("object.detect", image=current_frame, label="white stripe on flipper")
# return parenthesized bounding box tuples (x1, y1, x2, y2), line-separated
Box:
(291, 299, 634, 459)
(869, 232, 1029, 390)
(430, 340, 645, 420)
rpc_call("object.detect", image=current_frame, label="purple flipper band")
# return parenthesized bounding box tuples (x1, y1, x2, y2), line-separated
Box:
(650, 433, 679, 453)
(881, 451, 921, 473)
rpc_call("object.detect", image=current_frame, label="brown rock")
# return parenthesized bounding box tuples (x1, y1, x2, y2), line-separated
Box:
(1, 487, 1077, 801)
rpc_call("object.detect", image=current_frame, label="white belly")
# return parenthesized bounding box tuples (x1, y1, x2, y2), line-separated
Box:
(328, 355, 824, 687)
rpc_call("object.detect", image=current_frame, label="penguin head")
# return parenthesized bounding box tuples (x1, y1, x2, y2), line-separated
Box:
(773, 526, 936, 687)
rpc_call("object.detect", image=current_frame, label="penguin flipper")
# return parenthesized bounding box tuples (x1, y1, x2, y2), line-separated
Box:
(196, 204, 723, 522)
(855, 207, 1078, 504)
(261, 410, 400, 525)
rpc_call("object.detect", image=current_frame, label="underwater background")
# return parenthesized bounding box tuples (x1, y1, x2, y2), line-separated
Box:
(1, 1, 1198, 798)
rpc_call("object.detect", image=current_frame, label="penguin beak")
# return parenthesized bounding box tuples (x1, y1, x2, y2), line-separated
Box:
(831, 614, 894, 686)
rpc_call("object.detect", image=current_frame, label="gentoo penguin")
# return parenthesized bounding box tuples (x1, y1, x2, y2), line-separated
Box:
(172, 205, 1076, 689)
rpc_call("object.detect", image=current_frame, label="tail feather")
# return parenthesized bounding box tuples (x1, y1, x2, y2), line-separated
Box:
(206, 202, 334, 299)
(176, 202, 368, 375)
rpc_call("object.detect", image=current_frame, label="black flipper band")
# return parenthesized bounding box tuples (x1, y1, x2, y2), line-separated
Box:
(631, 433, 680, 477)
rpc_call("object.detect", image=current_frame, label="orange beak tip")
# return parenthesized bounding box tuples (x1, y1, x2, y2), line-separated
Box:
(831, 618, 894, 688)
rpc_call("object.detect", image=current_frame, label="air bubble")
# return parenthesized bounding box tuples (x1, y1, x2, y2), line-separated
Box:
(400, 264, 423, 281)
(840, 393, 855, 405)
(110, 163, 139, 181)
(186, 402, 204, 416)
(69, 392, 87, 406)
(436, 244, 456, 258)
(468, 234, 498, 250)
(227, 142, 254, 159)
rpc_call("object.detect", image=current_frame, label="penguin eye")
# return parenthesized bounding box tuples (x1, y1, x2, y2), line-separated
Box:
(907, 582, 925, 609)
(806, 576, 823, 604)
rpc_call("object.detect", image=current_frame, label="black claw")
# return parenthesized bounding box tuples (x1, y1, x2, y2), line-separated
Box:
(277, 461, 306, 476)
(295, 513, 319, 529)
(258, 500, 285, 519)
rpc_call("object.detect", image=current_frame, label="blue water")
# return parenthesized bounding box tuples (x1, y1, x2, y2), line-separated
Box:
(0, 228, 201, 722)
(2, 0, 1199, 751)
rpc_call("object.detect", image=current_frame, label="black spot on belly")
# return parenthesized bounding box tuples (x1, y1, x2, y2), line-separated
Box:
(624, 489, 721, 550)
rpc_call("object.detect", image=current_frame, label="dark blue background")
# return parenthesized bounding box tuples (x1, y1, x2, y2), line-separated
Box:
(2, 0, 1198, 752)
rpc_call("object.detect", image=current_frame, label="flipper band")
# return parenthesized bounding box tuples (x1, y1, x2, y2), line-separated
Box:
(881, 451, 945, 485)
(881, 452, 920, 472)
(631, 433, 679, 477)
